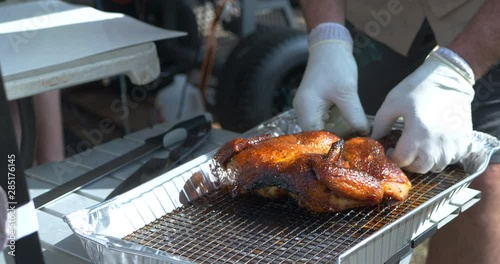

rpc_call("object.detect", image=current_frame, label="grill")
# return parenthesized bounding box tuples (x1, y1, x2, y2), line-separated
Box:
(63, 110, 500, 264)
(122, 168, 465, 263)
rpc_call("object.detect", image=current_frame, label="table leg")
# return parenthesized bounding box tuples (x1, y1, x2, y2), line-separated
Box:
(120, 75, 131, 134)
(17, 97, 36, 169)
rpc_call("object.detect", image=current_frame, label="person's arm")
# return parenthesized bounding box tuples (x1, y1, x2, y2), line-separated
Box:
(448, 0, 500, 79)
(293, 0, 369, 134)
(300, 0, 346, 30)
(369, 2, 500, 173)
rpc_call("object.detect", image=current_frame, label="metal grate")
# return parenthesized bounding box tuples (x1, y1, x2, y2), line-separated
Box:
(123, 167, 467, 263)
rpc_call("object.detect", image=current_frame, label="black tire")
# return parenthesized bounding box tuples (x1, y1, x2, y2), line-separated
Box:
(104, 0, 200, 95)
(215, 28, 308, 132)
(146, 0, 201, 71)
(289, 0, 301, 8)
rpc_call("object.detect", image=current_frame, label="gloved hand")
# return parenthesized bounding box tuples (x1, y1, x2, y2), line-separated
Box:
(293, 23, 370, 134)
(371, 48, 476, 173)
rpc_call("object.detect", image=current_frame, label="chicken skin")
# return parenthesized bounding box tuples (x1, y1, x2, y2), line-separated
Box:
(212, 131, 411, 213)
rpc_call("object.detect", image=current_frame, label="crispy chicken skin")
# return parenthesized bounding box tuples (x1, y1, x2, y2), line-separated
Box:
(212, 131, 412, 213)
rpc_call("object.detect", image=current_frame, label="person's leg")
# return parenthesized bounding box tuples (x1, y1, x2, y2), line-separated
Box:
(33, 89, 65, 164)
(426, 165, 500, 264)
(8, 90, 64, 166)
(426, 65, 500, 264)
(351, 18, 500, 263)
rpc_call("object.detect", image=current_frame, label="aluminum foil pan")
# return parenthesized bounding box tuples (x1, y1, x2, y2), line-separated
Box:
(64, 110, 500, 264)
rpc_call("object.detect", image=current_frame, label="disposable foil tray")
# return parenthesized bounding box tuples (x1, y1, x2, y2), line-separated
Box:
(64, 110, 500, 264)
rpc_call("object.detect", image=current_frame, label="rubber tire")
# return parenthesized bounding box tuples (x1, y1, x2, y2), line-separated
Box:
(215, 28, 308, 132)
(104, 0, 200, 95)
(147, 0, 201, 70)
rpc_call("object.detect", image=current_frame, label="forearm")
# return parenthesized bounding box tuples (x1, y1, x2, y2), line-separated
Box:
(299, 0, 346, 31)
(448, 0, 500, 79)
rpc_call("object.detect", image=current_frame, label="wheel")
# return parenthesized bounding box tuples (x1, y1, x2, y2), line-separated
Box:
(102, 0, 200, 68)
(289, 0, 301, 8)
(144, 0, 201, 71)
(215, 27, 308, 132)
(104, 0, 201, 95)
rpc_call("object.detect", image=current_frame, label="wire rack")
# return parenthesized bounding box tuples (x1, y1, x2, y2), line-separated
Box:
(123, 166, 466, 263)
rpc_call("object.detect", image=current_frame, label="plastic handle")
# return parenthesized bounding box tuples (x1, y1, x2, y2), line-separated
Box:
(162, 128, 188, 148)
(146, 113, 213, 146)
(169, 113, 213, 135)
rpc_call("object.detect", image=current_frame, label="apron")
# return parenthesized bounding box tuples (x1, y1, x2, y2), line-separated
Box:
(346, 0, 486, 56)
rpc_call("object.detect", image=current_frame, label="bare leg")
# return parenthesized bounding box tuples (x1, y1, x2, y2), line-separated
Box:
(426, 164, 500, 264)
(33, 90, 65, 164)
(8, 90, 64, 166)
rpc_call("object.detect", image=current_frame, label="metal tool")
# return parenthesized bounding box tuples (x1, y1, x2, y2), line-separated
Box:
(105, 120, 212, 200)
(33, 113, 213, 209)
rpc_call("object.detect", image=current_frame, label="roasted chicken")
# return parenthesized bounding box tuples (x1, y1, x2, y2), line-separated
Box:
(212, 131, 411, 213)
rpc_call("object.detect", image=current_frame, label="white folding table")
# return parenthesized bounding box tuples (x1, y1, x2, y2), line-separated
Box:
(4, 42, 161, 101)
(0, 1, 187, 262)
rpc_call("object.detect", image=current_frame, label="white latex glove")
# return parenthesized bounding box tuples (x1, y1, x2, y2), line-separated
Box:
(293, 23, 370, 134)
(372, 48, 475, 173)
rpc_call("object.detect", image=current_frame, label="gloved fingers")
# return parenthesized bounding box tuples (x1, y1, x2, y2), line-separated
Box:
(371, 100, 402, 140)
(324, 107, 354, 137)
(333, 94, 370, 135)
(433, 141, 454, 173)
(431, 159, 449, 173)
(431, 147, 454, 173)
(293, 92, 330, 131)
(433, 138, 469, 172)
(405, 152, 434, 174)
(388, 129, 418, 168)
(450, 134, 473, 165)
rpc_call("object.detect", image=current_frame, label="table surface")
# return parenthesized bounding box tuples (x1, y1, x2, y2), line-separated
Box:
(18, 123, 240, 263)
(1, 0, 185, 101)
(4, 42, 161, 101)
